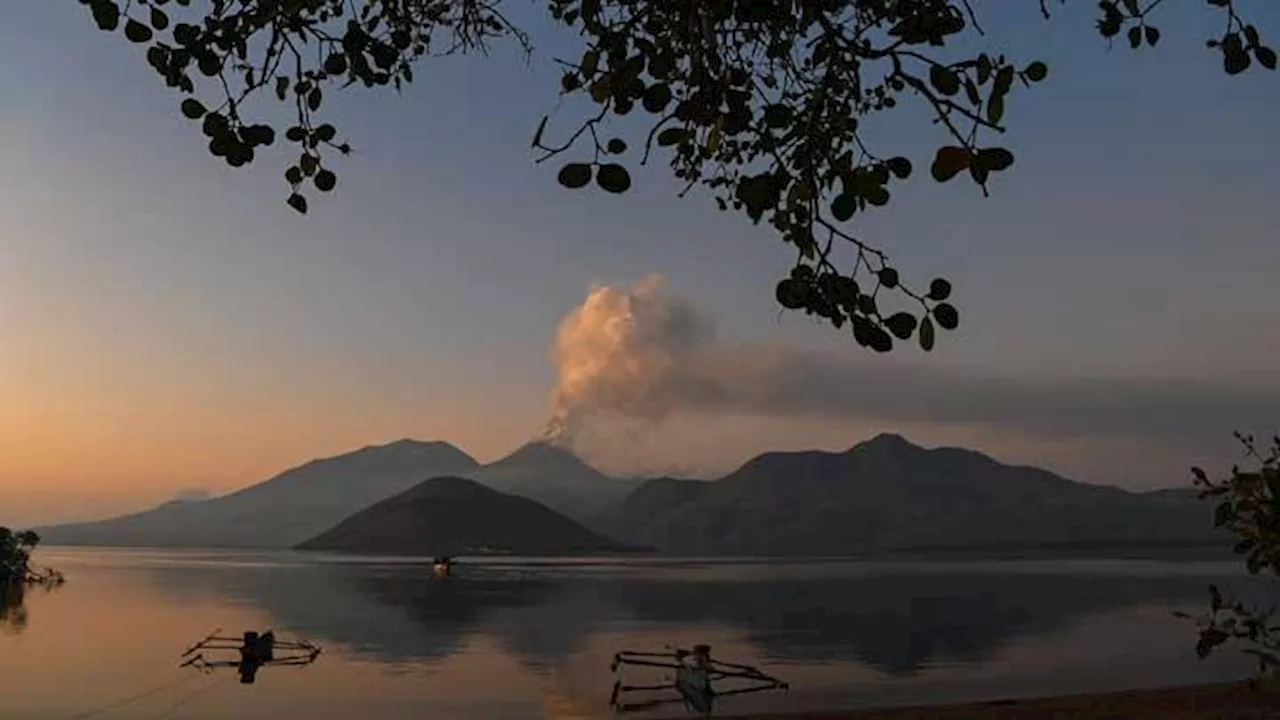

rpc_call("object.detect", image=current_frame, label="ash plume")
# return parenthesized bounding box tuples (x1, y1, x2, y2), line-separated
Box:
(539, 274, 1277, 464)
(540, 274, 715, 446)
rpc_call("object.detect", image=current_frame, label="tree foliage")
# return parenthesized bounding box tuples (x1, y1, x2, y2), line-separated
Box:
(78, 0, 1273, 351)
(1175, 433, 1280, 687)
(1, 528, 62, 634)
(0, 528, 44, 584)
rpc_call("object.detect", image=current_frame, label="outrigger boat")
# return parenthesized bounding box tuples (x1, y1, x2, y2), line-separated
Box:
(179, 628, 322, 684)
(609, 644, 789, 716)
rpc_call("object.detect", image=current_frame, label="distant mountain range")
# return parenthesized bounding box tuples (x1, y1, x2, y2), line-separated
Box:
(36, 433, 1226, 557)
(34, 439, 638, 549)
(36, 440, 479, 548)
(296, 476, 635, 556)
(597, 433, 1227, 556)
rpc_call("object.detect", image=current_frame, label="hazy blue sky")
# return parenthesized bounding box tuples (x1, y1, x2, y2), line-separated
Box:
(2, 1, 1278, 525)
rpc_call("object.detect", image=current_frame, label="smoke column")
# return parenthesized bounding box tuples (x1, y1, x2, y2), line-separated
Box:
(541, 274, 715, 445)
(538, 273, 1276, 486)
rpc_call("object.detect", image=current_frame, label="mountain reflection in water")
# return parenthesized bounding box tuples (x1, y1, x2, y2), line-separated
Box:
(0, 548, 1270, 719)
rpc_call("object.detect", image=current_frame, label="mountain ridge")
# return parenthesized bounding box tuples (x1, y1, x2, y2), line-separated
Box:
(295, 475, 638, 556)
(462, 441, 643, 523)
(35, 439, 481, 548)
(33, 432, 1221, 557)
(597, 432, 1223, 555)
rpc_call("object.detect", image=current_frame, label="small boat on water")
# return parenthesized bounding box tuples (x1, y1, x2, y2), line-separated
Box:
(609, 643, 788, 716)
(432, 556, 453, 577)
(179, 628, 322, 684)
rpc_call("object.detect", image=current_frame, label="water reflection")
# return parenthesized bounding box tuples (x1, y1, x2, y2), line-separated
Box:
(0, 587, 28, 633)
(7, 550, 1271, 719)
(139, 562, 599, 666)
(1, 578, 63, 634)
(123, 553, 1275, 677)
(613, 572, 1259, 674)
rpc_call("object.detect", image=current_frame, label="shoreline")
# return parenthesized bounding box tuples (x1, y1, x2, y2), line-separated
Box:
(719, 682, 1280, 719)
(38, 542, 1234, 561)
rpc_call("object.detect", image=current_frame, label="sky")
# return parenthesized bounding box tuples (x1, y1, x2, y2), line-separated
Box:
(2, 1, 1279, 526)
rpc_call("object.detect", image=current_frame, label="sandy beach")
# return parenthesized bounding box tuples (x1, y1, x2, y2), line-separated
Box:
(725, 682, 1280, 719)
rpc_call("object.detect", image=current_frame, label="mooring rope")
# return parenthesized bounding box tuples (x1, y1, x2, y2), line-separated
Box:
(65, 673, 202, 720)
(144, 673, 235, 720)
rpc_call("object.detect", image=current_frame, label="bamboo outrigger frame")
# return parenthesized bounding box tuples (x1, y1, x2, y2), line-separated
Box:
(609, 644, 789, 716)
(179, 628, 322, 684)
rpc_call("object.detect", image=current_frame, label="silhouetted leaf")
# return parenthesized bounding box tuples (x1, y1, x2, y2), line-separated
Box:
(775, 279, 806, 309)
(987, 94, 1005, 125)
(885, 312, 917, 340)
(607, 138, 627, 154)
(92, 1, 121, 31)
(180, 99, 206, 119)
(643, 83, 672, 112)
(150, 7, 170, 30)
(657, 128, 689, 147)
(868, 326, 892, 353)
(287, 193, 308, 214)
(324, 53, 348, 76)
(285, 166, 303, 185)
(929, 65, 960, 96)
(928, 278, 952, 301)
(830, 194, 857, 222)
(886, 157, 912, 179)
(1145, 26, 1161, 46)
(919, 316, 935, 351)
(1245, 25, 1261, 47)
(314, 125, 337, 143)
(1257, 46, 1278, 70)
(202, 112, 228, 137)
(763, 104, 793, 128)
(1214, 501, 1235, 528)
(1128, 26, 1142, 49)
(976, 147, 1015, 172)
(197, 53, 220, 77)
(596, 164, 631, 193)
(173, 23, 200, 47)
(125, 19, 153, 43)
(994, 66, 1015, 95)
(314, 169, 337, 192)
(863, 185, 889, 206)
(933, 302, 959, 330)
(241, 125, 275, 146)
(1024, 61, 1048, 82)
(878, 268, 899, 289)
(558, 163, 592, 189)
(931, 147, 970, 182)
(1224, 35, 1251, 74)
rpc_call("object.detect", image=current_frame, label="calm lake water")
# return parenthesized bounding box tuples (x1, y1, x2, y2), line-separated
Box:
(1, 548, 1273, 719)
